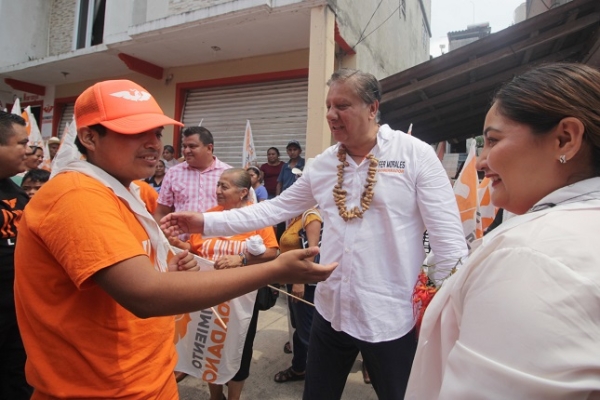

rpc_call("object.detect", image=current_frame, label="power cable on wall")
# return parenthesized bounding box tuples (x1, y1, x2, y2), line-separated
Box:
(355, 0, 385, 46)
(353, 4, 402, 49)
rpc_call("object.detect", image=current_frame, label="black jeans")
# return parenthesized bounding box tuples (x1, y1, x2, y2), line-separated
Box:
(0, 286, 33, 400)
(303, 311, 417, 400)
(287, 284, 316, 372)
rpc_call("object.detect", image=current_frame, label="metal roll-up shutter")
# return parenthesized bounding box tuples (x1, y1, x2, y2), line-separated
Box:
(58, 103, 75, 138)
(181, 78, 309, 167)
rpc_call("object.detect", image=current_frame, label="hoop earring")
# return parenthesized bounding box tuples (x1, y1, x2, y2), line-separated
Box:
(559, 155, 567, 164)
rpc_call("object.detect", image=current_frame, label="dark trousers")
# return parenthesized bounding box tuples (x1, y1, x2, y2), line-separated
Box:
(275, 222, 286, 243)
(287, 284, 316, 373)
(303, 311, 417, 400)
(0, 289, 33, 400)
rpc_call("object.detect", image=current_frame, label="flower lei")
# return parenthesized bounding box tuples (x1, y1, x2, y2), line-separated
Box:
(412, 271, 438, 333)
(333, 145, 379, 221)
(413, 259, 461, 334)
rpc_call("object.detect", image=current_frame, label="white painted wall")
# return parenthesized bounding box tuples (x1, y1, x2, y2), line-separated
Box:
(103, 0, 134, 44)
(0, 0, 52, 67)
(335, 0, 431, 79)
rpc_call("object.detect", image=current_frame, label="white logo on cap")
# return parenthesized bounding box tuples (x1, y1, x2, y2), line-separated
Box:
(110, 90, 151, 102)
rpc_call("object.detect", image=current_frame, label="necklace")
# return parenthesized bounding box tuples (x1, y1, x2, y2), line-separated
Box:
(333, 145, 379, 221)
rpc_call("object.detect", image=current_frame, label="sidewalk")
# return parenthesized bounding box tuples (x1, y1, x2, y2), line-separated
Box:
(178, 296, 378, 400)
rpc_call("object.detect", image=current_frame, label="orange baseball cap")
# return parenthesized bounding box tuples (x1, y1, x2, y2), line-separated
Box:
(75, 79, 183, 134)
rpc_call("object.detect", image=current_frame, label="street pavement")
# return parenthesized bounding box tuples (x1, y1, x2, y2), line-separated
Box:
(178, 295, 378, 400)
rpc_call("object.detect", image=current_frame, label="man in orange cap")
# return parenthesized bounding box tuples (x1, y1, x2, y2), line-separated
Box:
(13, 80, 336, 399)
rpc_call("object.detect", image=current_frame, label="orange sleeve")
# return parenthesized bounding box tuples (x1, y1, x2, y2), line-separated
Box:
(187, 233, 206, 256)
(258, 225, 278, 249)
(34, 182, 148, 289)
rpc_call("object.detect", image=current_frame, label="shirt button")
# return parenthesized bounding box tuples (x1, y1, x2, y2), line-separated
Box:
(345, 248, 350, 253)
(343, 278, 349, 283)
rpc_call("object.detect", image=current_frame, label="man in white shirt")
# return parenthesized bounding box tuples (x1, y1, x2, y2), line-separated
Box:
(160, 68, 468, 399)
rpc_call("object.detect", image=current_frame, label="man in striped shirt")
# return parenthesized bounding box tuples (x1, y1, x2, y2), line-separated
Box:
(154, 126, 231, 224)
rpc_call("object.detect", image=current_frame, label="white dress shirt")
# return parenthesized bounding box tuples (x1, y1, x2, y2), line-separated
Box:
(204, 124, 467, 342)
(406, 177, 600, 399)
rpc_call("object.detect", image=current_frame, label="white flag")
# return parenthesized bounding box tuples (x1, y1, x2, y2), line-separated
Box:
(174, 253, 256, 384)
(242, 120, 256, 168)
(23, 106, 43, 147)
(11, 97, 21, 115)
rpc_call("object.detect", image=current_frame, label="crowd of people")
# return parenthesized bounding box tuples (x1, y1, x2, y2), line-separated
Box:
(1, 62, 599, 400)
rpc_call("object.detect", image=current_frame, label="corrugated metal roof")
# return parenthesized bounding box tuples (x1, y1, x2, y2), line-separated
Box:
(379, 0, 600, 144)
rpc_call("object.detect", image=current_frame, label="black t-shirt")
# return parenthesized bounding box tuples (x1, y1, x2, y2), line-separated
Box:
(0, 178, 29, 294)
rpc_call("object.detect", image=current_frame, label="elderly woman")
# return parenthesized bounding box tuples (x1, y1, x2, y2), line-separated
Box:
(174, 168, 278, 400)
(406, 63, 600, 399)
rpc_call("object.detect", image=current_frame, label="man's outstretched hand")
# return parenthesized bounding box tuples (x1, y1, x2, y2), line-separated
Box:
(160, 212, 205, 237)
(275, 246, 337, 284)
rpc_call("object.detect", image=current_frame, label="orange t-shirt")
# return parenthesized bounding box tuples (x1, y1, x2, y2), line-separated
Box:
(134, 179, 159, 214)
(14, 172, 177, 400)
(188, 205, 278, 259)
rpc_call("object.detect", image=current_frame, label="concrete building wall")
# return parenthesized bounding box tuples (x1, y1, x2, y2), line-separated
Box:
(335, 0, 431, 79)
(49, 0, 77, 56)
(53, 49, 310, 146)
(168, 0, 232, 15)
(0, 0, 52, 65)
(527, 0, 572, 19)
(103, 1, 134, 43)
(1, 0, 424, 149)
(514, 2, 526, 24)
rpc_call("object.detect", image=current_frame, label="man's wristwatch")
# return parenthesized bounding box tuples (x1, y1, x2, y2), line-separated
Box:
(238, 252, 247, 266)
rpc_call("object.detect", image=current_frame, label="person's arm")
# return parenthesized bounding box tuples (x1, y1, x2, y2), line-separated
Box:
(213, 247, 278, 270)
(276, 164, 285, 196)
(154, 203, 174, 224)
(414, 143, 468, 281)
(153, 169, 175, 223)
(301, 218, 321, 263)
(92, 246, 335, 318)
(160, 172, 315, 237)
(291, 217, 321, 300)
(256, 186, 268, 202)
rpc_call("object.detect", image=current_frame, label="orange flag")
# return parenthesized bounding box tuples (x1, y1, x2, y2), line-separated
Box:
(453, 141, 482, 250)
(478, 177, 497, 232)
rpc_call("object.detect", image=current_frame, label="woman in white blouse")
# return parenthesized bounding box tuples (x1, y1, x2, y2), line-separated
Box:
(406, 63, 600, 399)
